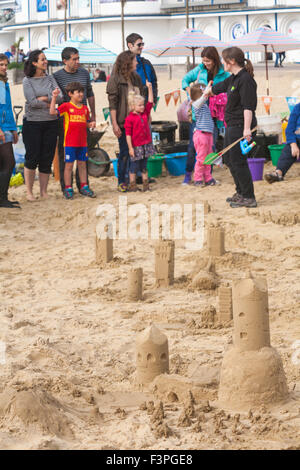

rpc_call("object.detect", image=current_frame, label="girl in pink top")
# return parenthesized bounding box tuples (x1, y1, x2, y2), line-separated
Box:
(124, 81, 154, 191)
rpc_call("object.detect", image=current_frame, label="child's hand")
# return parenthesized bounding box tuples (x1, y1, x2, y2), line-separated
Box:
(88, 121, 96, 129)
(204, 81, 213, 96)
(129, 148, 134, 158)
(52, 88, 60, 98)
(146, 80, 152, 90)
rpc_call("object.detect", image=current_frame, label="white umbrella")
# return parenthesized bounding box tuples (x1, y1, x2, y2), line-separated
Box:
(44, 39, 117, 64)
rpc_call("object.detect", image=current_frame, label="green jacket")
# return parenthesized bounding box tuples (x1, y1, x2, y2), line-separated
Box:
(182, 63, 230, 125)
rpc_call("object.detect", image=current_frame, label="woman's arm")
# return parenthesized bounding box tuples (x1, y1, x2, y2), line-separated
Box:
(243, 110, 253, 141)
(23, 78, 49, 109)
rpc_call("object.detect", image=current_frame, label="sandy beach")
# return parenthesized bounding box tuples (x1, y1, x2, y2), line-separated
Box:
(0, 65, 299, 450)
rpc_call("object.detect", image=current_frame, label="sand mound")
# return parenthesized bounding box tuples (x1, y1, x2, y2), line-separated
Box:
(0, 388, 73, 438)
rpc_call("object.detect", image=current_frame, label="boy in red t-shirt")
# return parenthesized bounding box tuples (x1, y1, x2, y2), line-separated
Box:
(124, 81, 154, 192)
(51, 82, 96, 199)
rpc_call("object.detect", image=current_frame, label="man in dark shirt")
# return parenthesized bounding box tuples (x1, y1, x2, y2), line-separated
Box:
(54, 47, 96, 196)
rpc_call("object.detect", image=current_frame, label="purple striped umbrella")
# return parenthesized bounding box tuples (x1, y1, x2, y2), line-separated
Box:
(231, 27, 300, 96)
(143, 29, 229, 67)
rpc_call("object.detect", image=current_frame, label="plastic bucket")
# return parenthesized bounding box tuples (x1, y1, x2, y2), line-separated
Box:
(247, 158, 265, 181)
(164, 153, 187, 176)
(147, 154, 165, 178)
(111, 158, 118, 177)
(268, 144, 285, 166)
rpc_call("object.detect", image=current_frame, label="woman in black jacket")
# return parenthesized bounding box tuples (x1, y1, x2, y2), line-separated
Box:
(209, 47, 257, 208)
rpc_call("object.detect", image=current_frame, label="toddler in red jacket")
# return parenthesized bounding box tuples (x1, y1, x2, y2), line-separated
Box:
(124, 81, 154, 191)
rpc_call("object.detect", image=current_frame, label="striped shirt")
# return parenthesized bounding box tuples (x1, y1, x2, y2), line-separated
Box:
(53, 67, 94, 105)
(192, 95, 214, 134)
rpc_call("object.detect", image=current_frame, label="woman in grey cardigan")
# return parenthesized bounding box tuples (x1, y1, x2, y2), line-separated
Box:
(23, 49, 62, 201)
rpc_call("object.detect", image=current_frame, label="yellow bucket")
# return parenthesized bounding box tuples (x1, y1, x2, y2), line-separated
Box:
(281, 121, 288, 143)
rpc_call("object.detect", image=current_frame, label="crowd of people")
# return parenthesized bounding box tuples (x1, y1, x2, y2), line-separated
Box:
(0, 34, 298, 210)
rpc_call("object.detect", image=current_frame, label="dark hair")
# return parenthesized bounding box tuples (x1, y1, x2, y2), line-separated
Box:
(24, 49, 44, 77)
(61, 47, 79, 61)
(201, 46, 222, 78)
(0, 54, 8, 63)
(126, 33, 142, 46)
(222, 47, 254, 78)
(65, 81, 84, 95)
(190, 83, 203, 101)
(114, 50, 136, 81)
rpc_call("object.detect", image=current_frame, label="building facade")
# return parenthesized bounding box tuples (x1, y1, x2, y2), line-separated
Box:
(1, 0, 300, 62)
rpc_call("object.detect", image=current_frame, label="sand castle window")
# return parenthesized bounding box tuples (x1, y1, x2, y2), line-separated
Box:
(240, 332, 247, 339)
(239, 312, 245, 317)
(160, 353, 167, 362)
(137, 353, 142, 362)
(147, 353, 155, 363)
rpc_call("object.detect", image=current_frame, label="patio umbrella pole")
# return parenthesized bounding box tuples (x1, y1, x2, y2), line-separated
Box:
(264, 44, 270, 107)
(192, 47, 195, 67)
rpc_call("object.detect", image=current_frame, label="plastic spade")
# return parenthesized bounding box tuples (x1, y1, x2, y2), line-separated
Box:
(204, 126, 258, 166)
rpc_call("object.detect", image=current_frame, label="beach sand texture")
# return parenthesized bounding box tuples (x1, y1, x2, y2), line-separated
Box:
(0, 66, 299, 450)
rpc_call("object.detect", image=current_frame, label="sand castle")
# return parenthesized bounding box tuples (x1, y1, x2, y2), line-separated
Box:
(218, 285, 233, 323)
(208, 225, 225, 257)
(136, 324, 169, 385)
(128, 268, 143, 301)
(95, 224, 113, 265)
(191, 257, 219, 290)
(218, 273, 288, 409)
(155, 240, 175, 287)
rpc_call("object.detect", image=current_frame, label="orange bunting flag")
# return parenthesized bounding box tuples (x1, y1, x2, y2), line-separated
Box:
(172, 90, 180, 106)
(164, 93, 172, 106)
(262, 96, 272, 114)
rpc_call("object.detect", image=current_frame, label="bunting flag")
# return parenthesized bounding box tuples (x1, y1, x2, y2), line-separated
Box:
(261, 96, 272, 114)
(102, 107, 110, 121)
(153, 96, 160, 112)
(165, 93, 172, 106)
(286, 97, 298, 113)
(172, 89, 181, 106)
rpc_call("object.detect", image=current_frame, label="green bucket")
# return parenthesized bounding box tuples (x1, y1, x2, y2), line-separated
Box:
(268, 144, 285, 166)
(147, 153, 165, 178)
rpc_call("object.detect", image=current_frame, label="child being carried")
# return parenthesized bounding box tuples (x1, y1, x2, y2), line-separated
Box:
(124, 81, 155, 192)
(190, 81, 216, 187)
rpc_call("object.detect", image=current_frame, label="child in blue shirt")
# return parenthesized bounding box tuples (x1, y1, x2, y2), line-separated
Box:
(265, 102, 300, 183)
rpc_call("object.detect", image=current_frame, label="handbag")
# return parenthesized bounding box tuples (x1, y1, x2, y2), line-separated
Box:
(177, 68, 203, 122)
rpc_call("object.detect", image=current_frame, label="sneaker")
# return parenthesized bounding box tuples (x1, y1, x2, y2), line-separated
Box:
(0, 199, 21, 208)
(226, 192, 242, 203)
(79, 185, 96, 198)
(182, 172, 192, 185)
(128, 183, 139, 192)
(264, 172, 283, 184)
(194, 180, 205, 187)
(118, 183, 128, 192)
(205, 178, 218, 186)
(230, 197, 257, 208)
(63, 188, 74, 200)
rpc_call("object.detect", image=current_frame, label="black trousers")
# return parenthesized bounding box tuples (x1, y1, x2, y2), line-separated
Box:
(23, 119, 58, 174)
(58, 117, 90, 192)
(0, 141, 15, 201)
(223, 126, 255, 199)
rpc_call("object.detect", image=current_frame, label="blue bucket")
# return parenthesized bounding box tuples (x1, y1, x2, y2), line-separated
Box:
(164, 153, 187, 176)
(111, 158, 118, 177)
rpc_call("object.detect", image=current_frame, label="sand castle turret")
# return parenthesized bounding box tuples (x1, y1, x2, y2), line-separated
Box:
(218, 285, 233, 323)
(208, 225, 225, 257)
(95, 224, 113, 265)
(218, 273, 288, 409)
(136, 324, 169, 385)
(128, 268, 143, 301)
(155, 240, 174, 287)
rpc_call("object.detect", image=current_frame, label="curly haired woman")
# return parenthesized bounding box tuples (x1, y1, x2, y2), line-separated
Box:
(106, 51, 144, 191)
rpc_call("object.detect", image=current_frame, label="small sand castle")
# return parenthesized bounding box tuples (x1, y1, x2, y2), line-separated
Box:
(136, 324, 169, 385)
(155, 240, 175, 287)
(218, 272, 288, 409)
(218, 284, 233, 323)
(191, 257, 219, 290)
(95, 224, 113, 265)
(128, 267, 143, 301)
(207, 225, 225, 257)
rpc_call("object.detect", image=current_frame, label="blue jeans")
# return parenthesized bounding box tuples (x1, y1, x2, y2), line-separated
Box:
(277, 140, 300, 176)
(117, 128, 130, 185)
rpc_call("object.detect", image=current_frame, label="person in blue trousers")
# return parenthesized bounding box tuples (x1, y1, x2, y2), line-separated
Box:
(265, 102, 300, 183)
(0, 53, 20, 209)
(181, 46, 230, 185)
